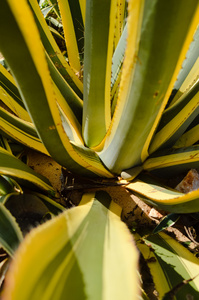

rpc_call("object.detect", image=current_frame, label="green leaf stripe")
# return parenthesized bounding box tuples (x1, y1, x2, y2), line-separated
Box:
(2, 191, 139, 300)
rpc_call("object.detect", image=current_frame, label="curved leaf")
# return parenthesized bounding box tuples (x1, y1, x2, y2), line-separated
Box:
(0, 106, 48, 155)
(0, 147, 54, 196)
(172, 26, 199, 98)
(45, 52, 83, 124)
(33, 192, 64, 214)
(136, 232, 199, 299)
(0, 64, 30, 122)
(0, 204, 23, 257)
(2, 191, 139, 300)
(126, 174, 199, 213)
(58, 0, 84, 72)
(149, 79, 199, 153)
(170, 57, 199, 108)
(99, 0, 199, 173)
(82, 0, 117, 147)
(144, 145, 199, 177)
(174, 123, 199, 148)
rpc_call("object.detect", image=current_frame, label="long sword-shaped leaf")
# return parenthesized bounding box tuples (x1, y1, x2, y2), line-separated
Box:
(47, 25, 65, 42)
(144, 145, 199, 177)
(136, 232, 199, 299)
(111, 23, 127, 115)
(99, 0, 199, 174)
(0, 64, 31, 121)
(28, 0, 83, 97)
(0, 106, 48, 155)
(2, 191, 139, 300)
(0, 85, 30, 122)
(170, 57, 199, 108)
(172, 26, 199, 100)
(113, 0, 126, 49)
(0, 135, 12, 153)
(0, 64, 23, 105)
(154, 78, 199, 133)
(174, 124, 199, 149)
(0, 147, 54, 196)
(111, 23, 127, 92)
(45, 52, 83, 124)
(82, 0, 117, 147)
(0, 204, 23, 257)
(126, 174, 199, 213)
(0, 0, 112, 178)
(149, 79, 199, 153)
(33, 192, 64, 214)
(79, 0, 86, 25)
(58, 0, 84, 72)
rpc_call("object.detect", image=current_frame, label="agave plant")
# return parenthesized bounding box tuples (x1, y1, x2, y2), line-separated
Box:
(0, 0, 198, 299)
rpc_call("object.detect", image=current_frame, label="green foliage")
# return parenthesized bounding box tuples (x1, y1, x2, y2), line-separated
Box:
(0, 0, 198, 299)
(2, 192, 139, 300)
(153, 213, 180, 234)
(136, 232, 199, 299)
